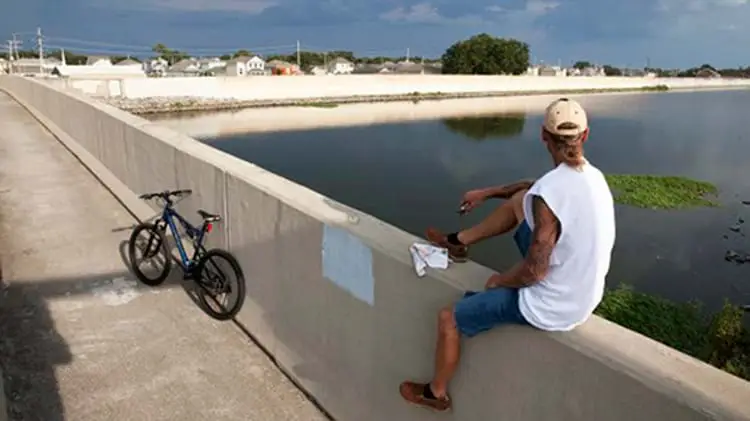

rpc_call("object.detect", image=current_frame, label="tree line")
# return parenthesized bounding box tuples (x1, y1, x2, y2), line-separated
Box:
(2, 35, 748, 78)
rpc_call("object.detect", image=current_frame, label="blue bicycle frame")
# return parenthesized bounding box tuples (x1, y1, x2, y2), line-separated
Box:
(158, 205, 210, 271)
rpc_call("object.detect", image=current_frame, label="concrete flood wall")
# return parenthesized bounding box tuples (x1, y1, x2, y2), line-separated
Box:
(3, 75, 750, 421)
(59, 74, 750, 100)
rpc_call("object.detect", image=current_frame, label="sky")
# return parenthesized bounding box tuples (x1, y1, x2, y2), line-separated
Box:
(2, 0, 748, 68)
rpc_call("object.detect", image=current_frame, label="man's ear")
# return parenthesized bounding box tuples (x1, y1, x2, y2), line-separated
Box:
(581, 128, 590, 143)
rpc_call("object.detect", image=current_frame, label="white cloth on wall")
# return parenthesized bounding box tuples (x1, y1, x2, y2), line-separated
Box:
(409, 243, 449, 277)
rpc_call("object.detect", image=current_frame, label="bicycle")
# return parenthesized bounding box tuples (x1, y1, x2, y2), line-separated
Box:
(127, 189, 246, 320)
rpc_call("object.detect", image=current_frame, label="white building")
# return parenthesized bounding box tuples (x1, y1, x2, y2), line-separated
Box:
(247, 55, 266, 75)
(115, 58, 142, 69)
(86, 56, 113, 67)
(224, 56, 248, 76)
(167, 58, 201, 76)
(197, 57, 226, 72)
(327, 57, 354, 75)
(568, 66, 606, 77)
(144, 58, 168, 76)
(527, 65, 567, 76)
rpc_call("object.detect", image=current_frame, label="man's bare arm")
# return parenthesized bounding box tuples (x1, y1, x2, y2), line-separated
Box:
(483, 179, 535, 200)
(486, 195, 560, 289)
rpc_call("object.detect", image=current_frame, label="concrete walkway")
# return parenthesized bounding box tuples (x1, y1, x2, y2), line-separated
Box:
(0, 92, 328, 421)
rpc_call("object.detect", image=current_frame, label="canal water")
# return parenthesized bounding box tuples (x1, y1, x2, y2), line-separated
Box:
(151, 90, 750, 310)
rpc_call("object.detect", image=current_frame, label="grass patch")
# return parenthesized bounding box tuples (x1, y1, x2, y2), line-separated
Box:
(605, 174, 719, 209)
(640, 84, 670, 92)
(300, 102, 339, 108)
(596, 285, 750, 381)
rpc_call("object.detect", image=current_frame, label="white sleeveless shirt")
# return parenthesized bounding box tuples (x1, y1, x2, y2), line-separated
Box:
(518, 161, 616, 331)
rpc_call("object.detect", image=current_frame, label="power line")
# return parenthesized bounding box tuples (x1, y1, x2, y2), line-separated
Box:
(44, 35, 296, 54)
(302, 44, 419, 57)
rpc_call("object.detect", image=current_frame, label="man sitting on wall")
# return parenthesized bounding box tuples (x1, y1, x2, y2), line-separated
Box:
(399, 98, 616, 412)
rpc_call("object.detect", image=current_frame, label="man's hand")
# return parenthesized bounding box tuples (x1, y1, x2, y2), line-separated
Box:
(459, 179, 536, 215)
(484, 273, 505, 289)
(458, 189, 488, 214)
(483, 195, 560, 288)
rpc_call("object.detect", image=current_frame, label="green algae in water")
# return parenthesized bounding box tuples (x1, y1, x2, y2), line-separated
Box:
(605, 174, 719, 209)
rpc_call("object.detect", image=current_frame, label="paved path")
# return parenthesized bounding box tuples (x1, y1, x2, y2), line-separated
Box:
(0, 92, 328, 421)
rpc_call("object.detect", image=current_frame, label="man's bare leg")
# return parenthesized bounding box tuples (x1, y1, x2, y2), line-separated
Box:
(418, 190, 527, 402)
(457, 189, 527, 246)
(429, 306, 460, 399)
(398, 306, 458, 411)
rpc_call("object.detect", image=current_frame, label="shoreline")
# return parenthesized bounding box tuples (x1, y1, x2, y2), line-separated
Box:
(140, 88, 715, 138)
(104, 85, 689, 115)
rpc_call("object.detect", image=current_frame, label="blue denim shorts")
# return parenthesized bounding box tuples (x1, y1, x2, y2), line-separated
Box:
(454, 221, 531, 337)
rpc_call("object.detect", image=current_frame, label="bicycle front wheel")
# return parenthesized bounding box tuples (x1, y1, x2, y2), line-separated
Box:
(128, 222, 172, 286)
(195, 248, 246, 320)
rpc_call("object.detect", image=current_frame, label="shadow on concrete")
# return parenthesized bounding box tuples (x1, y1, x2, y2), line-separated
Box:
(0, 278, 71, 421)
(0, 268, 192, 421)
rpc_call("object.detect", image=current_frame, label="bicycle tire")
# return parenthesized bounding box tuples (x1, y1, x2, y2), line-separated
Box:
(127, 222, 172, 286)
(195, 248, 246, 320)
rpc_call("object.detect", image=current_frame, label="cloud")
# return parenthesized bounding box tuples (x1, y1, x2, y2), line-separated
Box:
(104, 0, 276, 13)
(380, 3, 443, 22)
(524, 0, 559, 15)
(379, 2, 483, 24)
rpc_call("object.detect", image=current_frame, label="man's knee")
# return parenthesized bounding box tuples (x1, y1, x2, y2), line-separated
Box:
(438, 306, 457, 333)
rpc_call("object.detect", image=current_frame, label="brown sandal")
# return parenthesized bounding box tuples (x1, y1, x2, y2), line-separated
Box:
(399, 381, 452, 412)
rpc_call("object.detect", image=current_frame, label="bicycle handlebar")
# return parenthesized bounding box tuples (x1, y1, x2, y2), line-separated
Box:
(138, 189, 193, 201)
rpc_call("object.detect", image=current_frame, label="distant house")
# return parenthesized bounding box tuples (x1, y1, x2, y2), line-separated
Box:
(392, 62, 441, 75)
(327, 57, 354, 75)
(167, 59, 201, 76)
(193, 57, 226, 76)
(696, 68, 721, 78)
(144, 58, 168, 76)
(115, 58, 142, 69)
(569, 66, 606, 77)
(308, 65, 328, 75)
(10, 58, 45, 75)
(620, 68, 646, 77)
(267, 59, 300, 75)
(247, 55, 266, 75)
(352, 64, 382, 74)
(538, 66, 563, 76)
(225, 56, 249, 76)
(86, 56, 112, 67)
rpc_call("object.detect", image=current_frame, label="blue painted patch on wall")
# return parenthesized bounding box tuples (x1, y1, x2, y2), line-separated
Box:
(321, 224, 375, 306)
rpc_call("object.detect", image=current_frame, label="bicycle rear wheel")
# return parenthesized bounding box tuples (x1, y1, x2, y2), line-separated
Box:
(128, 222, 172, 286)
(194, 248, 246, 320)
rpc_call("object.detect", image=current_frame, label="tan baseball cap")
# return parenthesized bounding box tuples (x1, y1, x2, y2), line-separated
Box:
(543, 98, 588, 137)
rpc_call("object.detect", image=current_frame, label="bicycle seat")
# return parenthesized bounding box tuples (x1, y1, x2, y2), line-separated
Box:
(197, 209, 222, 222)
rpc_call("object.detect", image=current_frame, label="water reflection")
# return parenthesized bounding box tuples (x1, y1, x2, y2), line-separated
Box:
(442, 114, 526, 141)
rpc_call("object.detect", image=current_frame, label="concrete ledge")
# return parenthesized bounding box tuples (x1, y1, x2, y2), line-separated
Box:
(3, 74, 750, 421)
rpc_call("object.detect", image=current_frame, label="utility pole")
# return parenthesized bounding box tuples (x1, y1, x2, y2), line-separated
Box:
(5, 40, 12, 74)
(36, 27, 44, 75)
(296, 40, 300, 68)
(11, 33, 21, 61)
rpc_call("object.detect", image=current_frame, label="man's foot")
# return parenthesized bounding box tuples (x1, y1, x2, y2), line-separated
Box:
(425, 228, 469, 263)
(399, 381, 452, 412)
